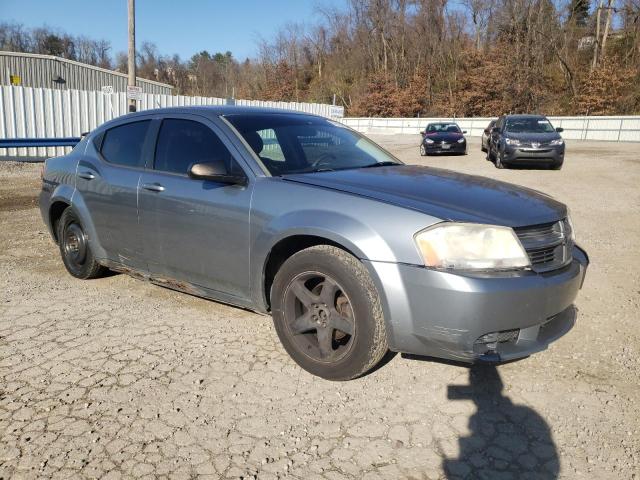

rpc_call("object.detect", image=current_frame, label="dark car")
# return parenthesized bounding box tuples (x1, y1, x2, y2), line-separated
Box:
(419, 122, 467, 156)
(481, 119, 497, 153)
(39, 106, 587, 381)
(488, 115, 565, 170)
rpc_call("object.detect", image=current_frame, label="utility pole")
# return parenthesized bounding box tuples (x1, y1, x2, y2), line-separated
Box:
(128, 0, 136, 112)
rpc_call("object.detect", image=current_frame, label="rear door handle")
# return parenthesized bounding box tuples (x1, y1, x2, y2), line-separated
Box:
(78, 171, 96, 180)
(141, 182, 165, 192)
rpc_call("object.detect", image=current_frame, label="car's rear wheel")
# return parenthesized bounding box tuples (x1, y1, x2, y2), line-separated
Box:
(419, 144, 427, 156)
(271, 245, 388, 381)
(486, 145, 494, 161)
(57, 208, 107, 279)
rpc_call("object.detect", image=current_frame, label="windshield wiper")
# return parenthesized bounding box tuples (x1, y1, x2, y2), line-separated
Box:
(360, 161, 400, 169)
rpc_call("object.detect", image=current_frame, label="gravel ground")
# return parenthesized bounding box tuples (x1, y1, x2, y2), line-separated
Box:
(1, 136, 639, 480)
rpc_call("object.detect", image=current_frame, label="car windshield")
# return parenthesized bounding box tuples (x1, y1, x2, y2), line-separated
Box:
(426, 123, 461, 133)
(224, 113, 402, 175)
(505, 118, 556, 133)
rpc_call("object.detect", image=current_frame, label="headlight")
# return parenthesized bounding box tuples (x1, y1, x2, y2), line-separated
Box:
(550, 139, 564, 146)
(457, 138, 465, 143)
(566, 210, 576, 241)
(505, 138, 520, 146)
(425, 138, 435, 144)
(414, 223, 530, 271)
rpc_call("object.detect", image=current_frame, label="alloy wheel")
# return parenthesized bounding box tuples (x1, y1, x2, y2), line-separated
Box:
(283, 271, 355, 363)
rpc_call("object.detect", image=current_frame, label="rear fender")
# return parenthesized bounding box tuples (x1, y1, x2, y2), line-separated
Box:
(68, 191, 108, 261)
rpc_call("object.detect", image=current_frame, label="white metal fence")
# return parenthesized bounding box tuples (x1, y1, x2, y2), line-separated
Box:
(0, 85, 345, 157)
(2, 84, 638, 158)
(341, 116, 640, 142)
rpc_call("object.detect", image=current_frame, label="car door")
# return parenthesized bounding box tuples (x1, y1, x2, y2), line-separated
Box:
(138, 115, 253, 300)
(76, 119, 153, 270)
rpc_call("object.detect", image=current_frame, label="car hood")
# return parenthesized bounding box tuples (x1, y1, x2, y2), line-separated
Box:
(424, 132, 464, 142)
(504, 132, 561, 142)
(283, 165, 566, 227)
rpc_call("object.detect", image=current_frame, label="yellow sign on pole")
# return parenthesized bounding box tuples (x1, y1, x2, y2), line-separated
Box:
(9, 75, 21, 86)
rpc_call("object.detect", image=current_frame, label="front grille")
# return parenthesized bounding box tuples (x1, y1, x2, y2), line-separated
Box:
(519, 140, 553, 148)
(514, 220, 573, 272)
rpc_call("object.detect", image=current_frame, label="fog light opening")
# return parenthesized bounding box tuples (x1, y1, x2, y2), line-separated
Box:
(474, 328, 520, 346)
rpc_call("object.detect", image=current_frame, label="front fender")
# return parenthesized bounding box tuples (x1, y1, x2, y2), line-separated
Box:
(250, 209, 400, 313)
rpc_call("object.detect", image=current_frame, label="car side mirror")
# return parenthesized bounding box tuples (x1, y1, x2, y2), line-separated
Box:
(189, 162, 247, 186)
(556, 127, 564, 133)
(420, 130, 425, 136)
(462, 130, 468, 134)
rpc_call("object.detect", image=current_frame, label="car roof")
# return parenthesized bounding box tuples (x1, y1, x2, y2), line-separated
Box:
(94, 105, 323, 133)
(504, 114, 547, 119)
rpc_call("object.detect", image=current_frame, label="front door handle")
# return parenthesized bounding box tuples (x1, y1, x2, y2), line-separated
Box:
(141, 182, 165, 192)
(78, 171, 96, 180)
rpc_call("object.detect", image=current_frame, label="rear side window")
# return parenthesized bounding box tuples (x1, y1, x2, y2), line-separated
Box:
(100, 121, 151, 168)
(154, 119, 235, 175)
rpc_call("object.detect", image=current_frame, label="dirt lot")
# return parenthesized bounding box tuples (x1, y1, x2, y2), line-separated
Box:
(1, 136, 639, 479)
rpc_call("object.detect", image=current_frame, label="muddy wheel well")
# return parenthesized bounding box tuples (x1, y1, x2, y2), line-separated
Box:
(263, 235, 357, 310)
(49, 201, 70, 243)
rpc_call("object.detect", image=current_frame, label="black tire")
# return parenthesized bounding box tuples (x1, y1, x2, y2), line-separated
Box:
(495, 149, 506, 169)
(57, 207, 107, 279)
(419, 144, 427, 156)
(271, 245, 388, 381)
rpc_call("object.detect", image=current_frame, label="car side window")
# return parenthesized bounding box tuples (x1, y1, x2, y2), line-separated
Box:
(100, 121, 151, 168)
(154, 119, 236, 175)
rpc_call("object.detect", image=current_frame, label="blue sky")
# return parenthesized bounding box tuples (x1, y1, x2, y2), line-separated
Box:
(1, 0, 347, 61)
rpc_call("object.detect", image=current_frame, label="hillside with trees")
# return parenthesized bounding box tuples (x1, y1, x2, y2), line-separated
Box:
(2, 0, 639, 116)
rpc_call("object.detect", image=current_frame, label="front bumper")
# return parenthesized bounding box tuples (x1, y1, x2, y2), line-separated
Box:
(503, 144, 564, 163)
(424, 141, 467, 154)
(366, 245, 588, 363)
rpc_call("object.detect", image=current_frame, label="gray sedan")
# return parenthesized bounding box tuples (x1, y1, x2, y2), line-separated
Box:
(40, 107, 588, 380)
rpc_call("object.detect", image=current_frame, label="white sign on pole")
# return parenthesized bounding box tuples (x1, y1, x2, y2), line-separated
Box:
(126, 85, 143, 101)
(330, 105, 345, 118)
(101, 85, 114, 94)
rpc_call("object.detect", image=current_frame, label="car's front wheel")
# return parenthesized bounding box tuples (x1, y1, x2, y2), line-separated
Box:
(419, 144, 427, 156)
(271, 245, 388, 381)
(57, 207, 107, 279)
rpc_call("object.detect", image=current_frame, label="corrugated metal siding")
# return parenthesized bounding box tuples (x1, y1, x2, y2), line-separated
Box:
(340, 116, 640, 141)
(0, 52, 173, 94)
(0, 85, 344, 157)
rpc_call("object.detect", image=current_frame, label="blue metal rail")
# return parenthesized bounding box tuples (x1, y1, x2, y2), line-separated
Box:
(0, 137, 81, 149)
